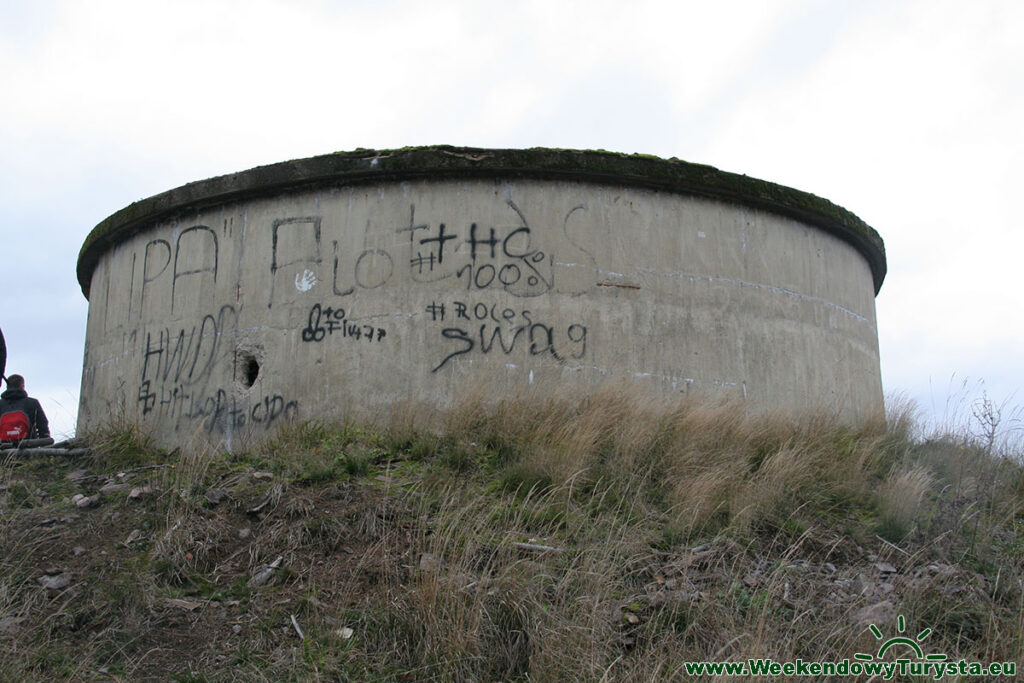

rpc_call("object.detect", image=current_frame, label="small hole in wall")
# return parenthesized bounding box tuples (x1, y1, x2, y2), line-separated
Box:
(241, 355, 260, 388)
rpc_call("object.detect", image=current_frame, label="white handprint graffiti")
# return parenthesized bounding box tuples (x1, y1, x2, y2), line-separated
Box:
(295, 269, 318, 292)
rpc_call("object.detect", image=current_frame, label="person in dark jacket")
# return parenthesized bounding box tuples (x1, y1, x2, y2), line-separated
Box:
(0, 374, 50, 439)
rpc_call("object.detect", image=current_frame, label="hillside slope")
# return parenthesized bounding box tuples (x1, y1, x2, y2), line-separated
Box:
(1, 390, 1021, 681)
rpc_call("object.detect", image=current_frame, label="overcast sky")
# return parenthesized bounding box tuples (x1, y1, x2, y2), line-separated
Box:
(1, 0, 1021, 441)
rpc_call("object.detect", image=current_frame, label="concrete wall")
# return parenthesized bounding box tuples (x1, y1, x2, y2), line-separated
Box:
(77, 149, 885, 448)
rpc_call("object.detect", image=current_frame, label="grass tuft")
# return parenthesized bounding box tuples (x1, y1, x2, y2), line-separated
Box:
(0, 386, 1021, 679)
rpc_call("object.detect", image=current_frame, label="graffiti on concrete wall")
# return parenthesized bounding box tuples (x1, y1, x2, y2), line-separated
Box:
(397, 201, 554, 297)
(127, 295, 300, 435)
(196, 389, 299, 434)
(425, 299, 587, 372)
(300, 303, 387, 344)
(140, 226, 220, 314)
(91, 193, 602, 439)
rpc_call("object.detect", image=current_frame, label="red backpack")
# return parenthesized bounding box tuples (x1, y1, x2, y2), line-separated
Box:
(0, 410, 30, 442)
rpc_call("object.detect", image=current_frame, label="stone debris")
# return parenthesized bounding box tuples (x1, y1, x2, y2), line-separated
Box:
(66, 469, 89, 482)
(337, 627, 354, 640)
(238, 527, 251, 539)
(72, 546, 86, 556)
(0, 616, 26, 635)
(122, 529, 144, 547)
(419, 553, 442, 572)
(252, 471, 274, 481)
(511, 541, 564, 554)
(205, 489, 227, 505)
(128, 486, 154, 499)
(163, 598, 204, 611)
(850, 600, 895, 627)
(37, 572, 72, 591)
(247, 556, 283, 588)
(99, 483, 132, 495)
(247, 484, 282, 514)
(72, 493, 100, 508)
(875, 562, 898, 574)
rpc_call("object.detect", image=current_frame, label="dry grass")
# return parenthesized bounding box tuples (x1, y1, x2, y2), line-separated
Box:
(0, 385, 1021, 680)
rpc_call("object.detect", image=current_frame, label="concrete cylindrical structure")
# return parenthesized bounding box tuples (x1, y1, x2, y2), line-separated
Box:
(77, 147, 886, 448)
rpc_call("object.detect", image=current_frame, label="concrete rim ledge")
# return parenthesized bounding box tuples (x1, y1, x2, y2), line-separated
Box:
(76, 146, 886, 298)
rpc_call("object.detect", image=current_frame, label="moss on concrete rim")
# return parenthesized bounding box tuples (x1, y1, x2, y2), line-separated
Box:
(76, 146, 886, 298)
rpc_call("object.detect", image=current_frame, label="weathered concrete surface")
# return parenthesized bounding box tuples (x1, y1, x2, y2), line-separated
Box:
(77, 148, 885, 448)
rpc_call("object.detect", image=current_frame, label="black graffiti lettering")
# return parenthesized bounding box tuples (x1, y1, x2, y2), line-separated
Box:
(528, 323, 556, 358)
(190, 314, 219, 380)
(253, 395, 284, 424)
(331, 241, 356, 297)
(397, 204, 440, 283)
(419, 222, 457, 264)
(300, 303, 382, 344)
(455, 263, 473, 288)
(395, 204, 429, 237)
(161, 329, 193, 382)
(498, 264, 521, 286)
(322, 306, 345, 320)
(141, 331, 165, 384)
(353, 248, 393, 289)
(567, 323, 588, 359)
(501, 226, 533, 258)
(334, 242, 396, 295)
(433, 328, 474, 372)
(141, 239, 171, 305)
(302, 303, 327, 342)
(172, 226, 218, 312)
(398, 202, 553, 296)
(479, 325, 524, 355)
(325, 317, 343, 334)
(228, 403, 246, 430)
(410, 251, 437, 273)
(138, 312, 221, 390)
(205, 389, 230, 434)
(200, 394, 216, 417)
(184, 390, 299, 433)
(425, 302, 446, 321)
(272, 217, 322, 272)
(466, 223, 499, 261)
(269, 216, 322, 308)
(428, 300, 587, 370)
(138, 380, 156, 415)
(473, 264, 496, 289)
(500, 204, 553, 294)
